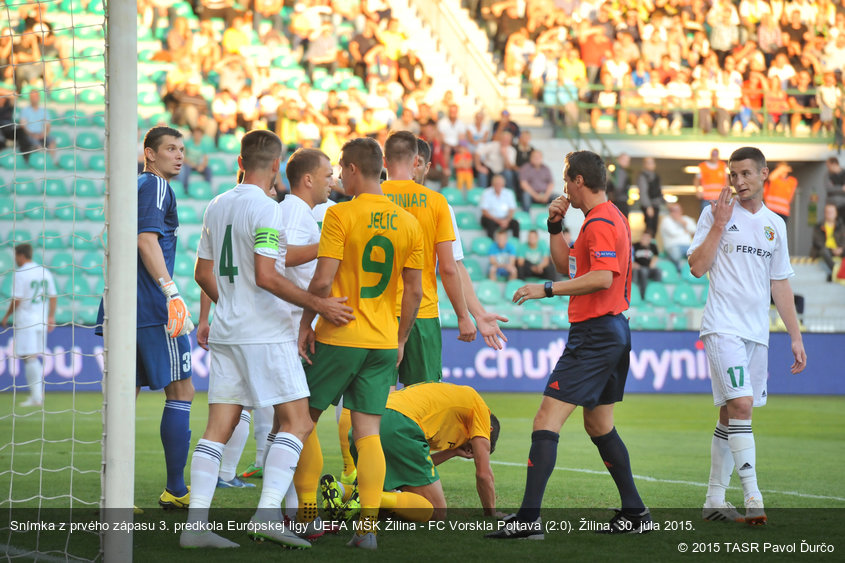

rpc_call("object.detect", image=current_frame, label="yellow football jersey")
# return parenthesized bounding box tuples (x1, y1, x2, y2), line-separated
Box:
(315, 193, 424, 349)
(381, 180, 455, 319)
(387, 382, 491, 451)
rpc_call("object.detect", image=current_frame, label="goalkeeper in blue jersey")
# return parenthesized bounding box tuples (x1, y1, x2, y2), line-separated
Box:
(96, 126, 195, 510)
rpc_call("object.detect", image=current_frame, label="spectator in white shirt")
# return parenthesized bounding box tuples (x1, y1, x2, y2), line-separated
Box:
(660, 202, 697, 273)
(479, 174, 519, 239)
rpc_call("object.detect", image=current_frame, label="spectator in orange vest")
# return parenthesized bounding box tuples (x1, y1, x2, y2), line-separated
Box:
(693, 148, 726, 213)
(764, 162, 798, 224)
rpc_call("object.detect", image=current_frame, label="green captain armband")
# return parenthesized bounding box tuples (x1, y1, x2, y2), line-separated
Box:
(254, 228, 280, 251)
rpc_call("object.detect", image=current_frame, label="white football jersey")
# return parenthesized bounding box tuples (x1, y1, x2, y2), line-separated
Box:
(279, 194, 321, 327)
(312, 199, 335, 229)
(688, 203, 793, 345)
(198, 184, 294, 344)
(448, 204, 465, 261)
(12, 262, 57, 328)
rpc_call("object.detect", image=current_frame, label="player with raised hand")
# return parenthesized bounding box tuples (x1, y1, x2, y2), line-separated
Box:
(487, 150, 650, 539)
(382, 130, 475, 387)
(295, 137, 424, 550)
(95, 126, 195, 510)
(688, 147, 806, 525)
(180, 130, 354, 549)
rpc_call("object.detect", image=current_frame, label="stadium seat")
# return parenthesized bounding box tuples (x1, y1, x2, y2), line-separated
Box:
(644, 283, 671, 306)
(0, 275, 12, 298)
(70, 230, 102, 251)
(208, 157, 230, 176)
(21, 201, 48, 221)
(455, 211, 478, 231)
(76, 296, 102, 325)
(513, 210, 532, 229)
(58, 153, 85, 171)
(60, 109, 92, 127)
(441, 187, 465, 206)
(87, 154, 106, 172)
(50, 88, 75, 104)
(14, 178, 41, 196)
(38, 230, 66, 250)
(50, 252, 75, 276)
(470, 236, 492, 256)
(64, 276, 91, 297)
(7, 229, 33, 245)
(173, 254, 194, 277)
(138, 90, 161, 106)
(504, 279, 524, 299)
(28, 152, 57, 171)
(465, 188, 484, 206)
(73, 178, 103, 197)
(178, 205, 201, 224)
(475, 279, 502, 306)
(52, 130, 73, 149)
(672, 283, 702, 307)
(668, 311, 690, 331)
(0, 197, 14, 219)
(183, 231, 202, 253)
(0, 252, 13, 274)
(439, 308, 459, 329)
(462, 257, 484, 281)
(550, 310, 570, 329)
(169, 180, 185, 195)
(521, 298, 543, 311)
(75, 132, 103, 151)
(181, 279, 201, 303)
(78, 88, 105, 106)
(79, 252, 103, 276)
(90, 275, 105, 295)
(44, 178, 69, 197)
(53, 204, 78, 221)
(84, 203, 105, 222)
(0, 151, 28, 170)
(187, 180, 213, 200)
(217, 134, 240, 154)
(521, 311, 546, 329)
(656, 260, 680, 283)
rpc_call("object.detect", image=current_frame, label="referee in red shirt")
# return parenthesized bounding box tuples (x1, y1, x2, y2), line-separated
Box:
(487, 150, 650, 539)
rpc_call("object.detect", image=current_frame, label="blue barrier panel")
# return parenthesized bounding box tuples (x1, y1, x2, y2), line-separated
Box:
(0, 327, 842, 395)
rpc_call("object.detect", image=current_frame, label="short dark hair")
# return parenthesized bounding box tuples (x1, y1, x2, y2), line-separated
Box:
(286, 148, 329, 188)
(240, 129, 283, 171)
(15, 243, 32, 260)
(340, 137, 383, 179)
(489, 414, 500, 454)
(143, 126, 182, 152)
(828, 156, 839, 165)
(729, 147, 767, 170)
(564, 150, 606, 192)
(416, 137, 431, 165)
(384, 130, 418, 163)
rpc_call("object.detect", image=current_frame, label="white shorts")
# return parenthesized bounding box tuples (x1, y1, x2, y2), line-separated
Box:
(702, 333, 768, 408)
(14, 325, 45, 357)
(207, 340, 309, 409)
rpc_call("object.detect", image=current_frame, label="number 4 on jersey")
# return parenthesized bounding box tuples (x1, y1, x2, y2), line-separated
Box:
(220, 224, 238, 282)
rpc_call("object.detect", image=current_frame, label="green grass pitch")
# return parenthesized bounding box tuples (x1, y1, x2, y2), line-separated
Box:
(2, 391, 844, 561)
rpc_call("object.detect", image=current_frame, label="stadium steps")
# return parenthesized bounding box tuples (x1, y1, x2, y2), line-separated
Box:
(785, 259, 845, 332)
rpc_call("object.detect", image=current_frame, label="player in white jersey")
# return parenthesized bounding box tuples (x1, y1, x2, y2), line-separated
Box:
(1, 243, 57, 407)
(181, 130, 354, 550)
(688, 146, 806, 526)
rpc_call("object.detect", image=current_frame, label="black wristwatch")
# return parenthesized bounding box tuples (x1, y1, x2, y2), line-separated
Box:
(544, 281, 554, 298)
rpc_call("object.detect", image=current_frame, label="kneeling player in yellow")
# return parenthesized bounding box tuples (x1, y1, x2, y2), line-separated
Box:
(296, 137, 425, 550)
(329, 382, 500, 522)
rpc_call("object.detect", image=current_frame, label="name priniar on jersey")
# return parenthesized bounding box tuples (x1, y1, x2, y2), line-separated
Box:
(722, 243, 773, 258)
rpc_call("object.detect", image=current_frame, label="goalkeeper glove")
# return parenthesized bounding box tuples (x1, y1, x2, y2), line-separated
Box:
(159, 279, 194, 338)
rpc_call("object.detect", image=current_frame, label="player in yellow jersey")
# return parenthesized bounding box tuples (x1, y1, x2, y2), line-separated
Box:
(295, 137, 425, 550)
(381, 131, 476, 385)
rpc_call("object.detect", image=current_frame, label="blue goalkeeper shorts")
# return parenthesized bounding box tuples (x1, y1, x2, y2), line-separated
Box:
(136, 325, 192, 390)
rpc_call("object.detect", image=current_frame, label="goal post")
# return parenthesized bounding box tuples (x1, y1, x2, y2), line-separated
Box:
(102, 0, 137, 560)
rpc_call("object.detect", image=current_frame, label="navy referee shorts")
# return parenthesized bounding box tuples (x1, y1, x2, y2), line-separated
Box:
(544, 313, 630, 409)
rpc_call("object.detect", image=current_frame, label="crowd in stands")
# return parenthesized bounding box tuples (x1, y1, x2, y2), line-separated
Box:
(469, 0, 845, 137)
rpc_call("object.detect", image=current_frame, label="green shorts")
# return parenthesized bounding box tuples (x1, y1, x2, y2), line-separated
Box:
(351, 408, 439, 490)
(305, 342, 397, 415)
(396, 317, 442, 386)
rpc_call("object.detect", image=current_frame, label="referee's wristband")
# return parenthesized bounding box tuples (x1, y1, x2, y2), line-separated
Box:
(547, 219, 563, 235)
(544, 281, 554, 298)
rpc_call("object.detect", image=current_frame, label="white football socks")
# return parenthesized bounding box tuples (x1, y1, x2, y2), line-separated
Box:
(728, 418, 762, 505)
(188, 439, 224, 525)
(705, 422, 734, 506)
(255, 433, 302, 523)
(219, 411, 251, 482)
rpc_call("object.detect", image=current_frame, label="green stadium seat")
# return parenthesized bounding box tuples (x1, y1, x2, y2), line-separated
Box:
(465, 188, 484, 206)
(14, 178, 41, 196)
(439, 308, 459, 329)
(521, 311, 546, 329)
(463, 257, 484, 281)
(169, 180, 184, 195)
(475, 280, 502, 306)
(681, 265, 708, 285)
(656, 260, 680, 283)
(28, 152, 57, 171)
(672, 283, 702, 307)
(629, 287, 643, 307)
(54, 304, 73, 325)
(73, 178, 103, 197)
(91, 111, 106, 128)
(669, 311, 690, 331)
(0, 252, 14, 273)
(181, 279, 201, 303)
(76, 132, 103, 150)
(60, 109, 92, 127)
(504, 279, 524, 299)
(0, 275, 13, 298)
(470, 236, 492, 256)
(78, 88, 105, 105)
(638, 311, 667, 330)
(53, 204, 78, 221)
(0, 197, 14, 218)
(44, 178, 69, 197)
(64, 276, 90, 296)
(184, 232, 202, 252)
(88, 154, 106, 172)
(71, 230, 102, 251)
(58, 153, 85, 171)
(76, 296, 102, 325)
(38, 230, 66, 250)
(138, 90, 161, 106)
(217, 134, 240, 154)
(0, 151, 28, 170)
(51, 252, 75, 276)
(208, 157, 230, 176)
(520, 298, 543, 311)
(7, 230, 33, 245)
(50, 88, 75, 104)
(455, 211, 478, 231)
(644, 283, 671, 307)
(21, 201, 48, 221)
(187, 180, 213, 200)
(178, 205, 201, 224)
(90, 275, 105, 295)
(550, 310, 570, 329)
(513, 210, 532, 229)
(441, 187, 465, 206)
(79, 252, 103, 276)
(84, 203, 104, 221)
(174, 254, 194, 277)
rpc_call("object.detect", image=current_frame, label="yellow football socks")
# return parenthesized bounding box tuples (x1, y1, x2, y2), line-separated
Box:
(294, 431, 322, 523)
